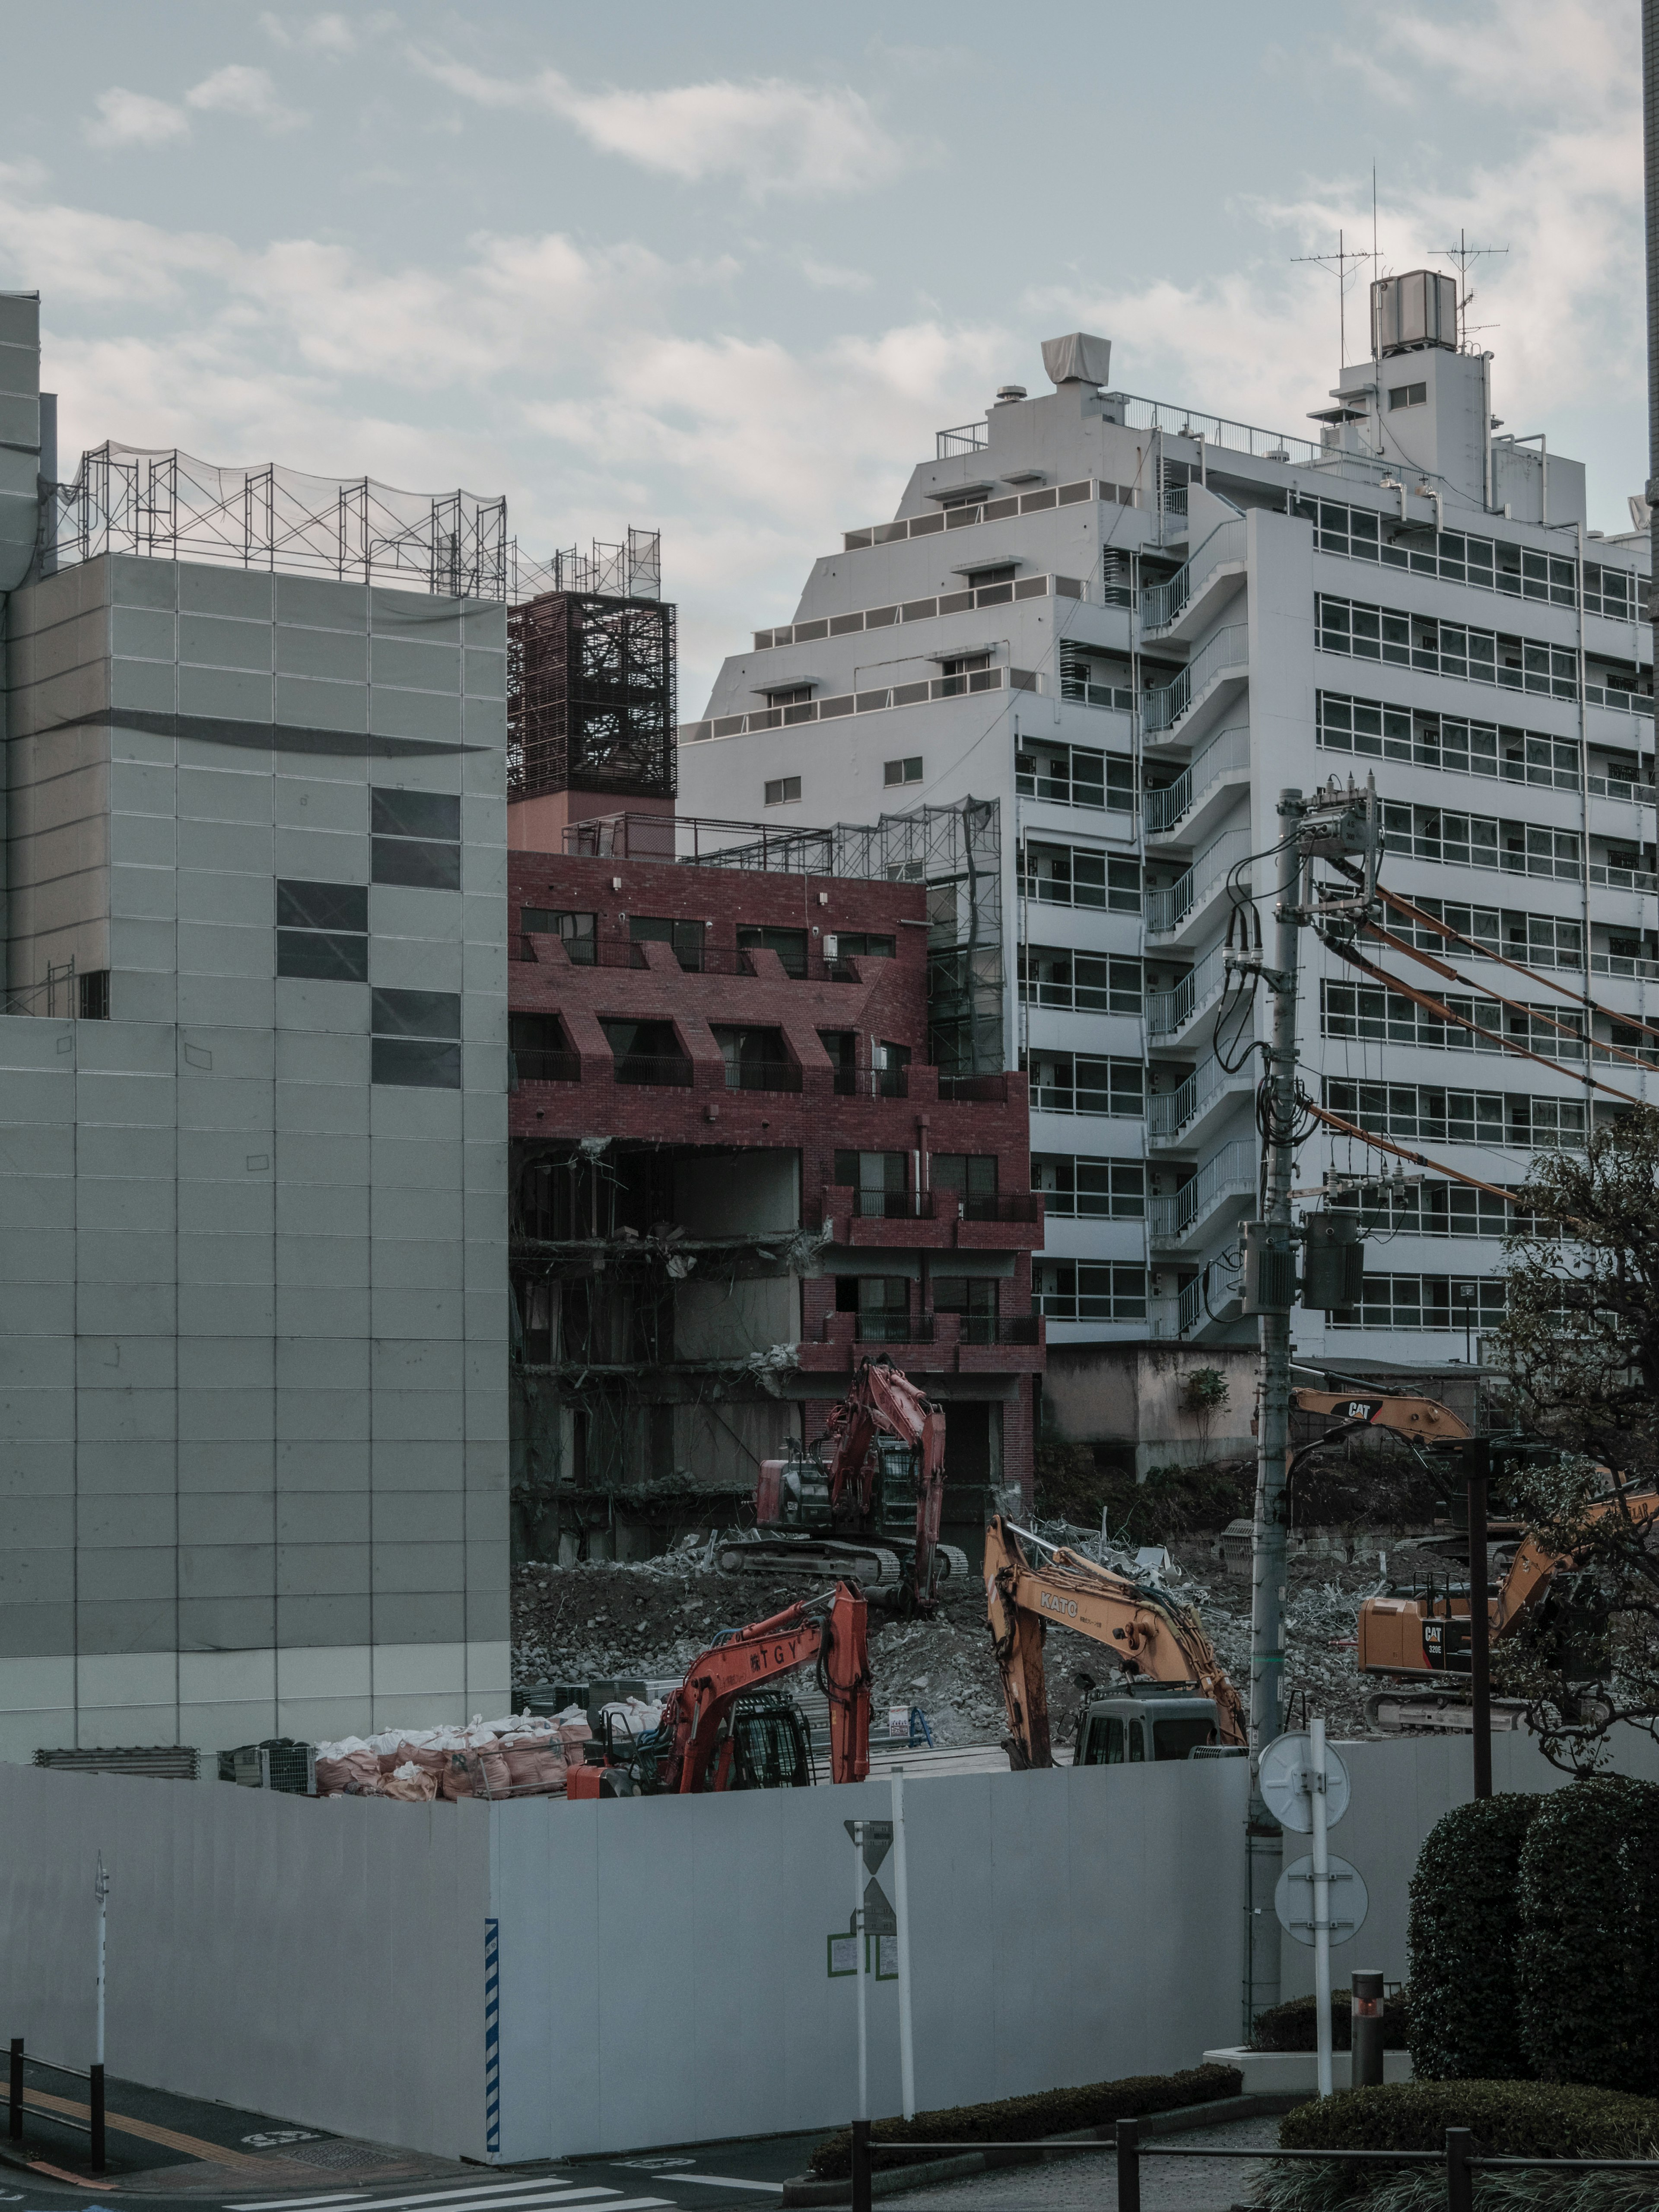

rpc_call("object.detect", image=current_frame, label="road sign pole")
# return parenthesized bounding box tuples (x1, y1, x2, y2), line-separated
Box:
(1309, 1717, 1332, 2098)
(852, 1820, 868, 2123)
(891, 1775, 915, 2120)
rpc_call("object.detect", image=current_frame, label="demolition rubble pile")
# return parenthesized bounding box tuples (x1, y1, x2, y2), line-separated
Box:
(312, 1713, 592, 1801)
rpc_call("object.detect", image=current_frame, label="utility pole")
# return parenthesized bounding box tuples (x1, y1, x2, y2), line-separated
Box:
(1230, 777, 1381, 2031)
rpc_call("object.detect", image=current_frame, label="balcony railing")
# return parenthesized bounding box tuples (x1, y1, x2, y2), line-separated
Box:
(1143, 624, 1249, 735)
(852, 1314, 935, 1344)
(947, 1192, 1042, 1223)
(1149, 1140, 1256, 1243)
(613, 1055, 694, 1087)
(846, 1191, 938, 1220)
(1590, 861, 1659, 896)
(1588, 772, 1659, 805)
(1593, 950, 1659, 982)
(936, 1072, 1009, 1103)
(1149, 1053, 1245, 1142)
(937, 422, 989, 458)
(1147, 828, 1252, 937)
(1143, 723, 1250, 837)
(1586, 682, 1655, 721)
(511, 1049, 581, 1085)
(680, 664, 1040, 746)
(957, 1314, 1042, 1346)
(842, 477, 1101, 551)
(725, 1061, 802, 1093)
(753, 572, 1081, 652)
(1147, 941, 1228, 1039)
(1140, 518, 1247, 632)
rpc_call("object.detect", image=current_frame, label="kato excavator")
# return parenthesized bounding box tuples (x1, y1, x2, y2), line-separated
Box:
(578, 1580, 872, 1796)
(984, 1517, 1246, 1769)
(1288, 1385, 1659, 1732)
(718, 1355, 970, 1608)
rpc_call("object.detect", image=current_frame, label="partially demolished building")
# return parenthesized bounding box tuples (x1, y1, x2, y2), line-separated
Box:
(506, 805, 1044, 1562)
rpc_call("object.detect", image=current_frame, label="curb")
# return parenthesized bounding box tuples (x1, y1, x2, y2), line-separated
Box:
(780, 2091, 1277, 2204)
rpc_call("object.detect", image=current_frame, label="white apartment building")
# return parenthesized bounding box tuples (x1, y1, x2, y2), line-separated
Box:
(677, 281, 1654, 1420)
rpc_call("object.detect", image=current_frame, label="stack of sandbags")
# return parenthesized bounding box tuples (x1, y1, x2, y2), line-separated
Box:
(313, 1713, 583, 1802)
(313, 1739, 387, 1796)
(382, 1761, 439, 1802)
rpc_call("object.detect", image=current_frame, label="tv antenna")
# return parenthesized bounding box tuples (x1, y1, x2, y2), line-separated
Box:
(1293, 229, 1376, 367)
(1435, 229, 1507, 348)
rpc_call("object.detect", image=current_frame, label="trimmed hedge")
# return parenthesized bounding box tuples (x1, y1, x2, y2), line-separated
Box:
(807, 2060, 1242, 2178)
(1251, 1990, 1411, 2053)
(1280, 2078, 1659, 2158)
(1518, 1777, 1659, 2094)
(1407, 1794, 1541, 2081)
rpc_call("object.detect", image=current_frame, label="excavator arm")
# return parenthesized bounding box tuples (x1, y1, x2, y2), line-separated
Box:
(985, 1517, 1245, 1768)
(823, 1356, 948, 1609)
(656, 1581, 871, 1792)
(1291, 1389, 1472, 1445)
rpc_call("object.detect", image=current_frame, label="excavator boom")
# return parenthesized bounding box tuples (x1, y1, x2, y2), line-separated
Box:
(985, 1517, 1245, 1767)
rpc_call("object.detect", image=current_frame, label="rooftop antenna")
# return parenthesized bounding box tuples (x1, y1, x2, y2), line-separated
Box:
(1293, 229, 1376, 369)
(1435, 228, 1508, 349)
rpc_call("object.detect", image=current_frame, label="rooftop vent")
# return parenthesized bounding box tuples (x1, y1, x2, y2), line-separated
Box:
(1041, 332, 1112, 388)
(994, 384, 1027, 407)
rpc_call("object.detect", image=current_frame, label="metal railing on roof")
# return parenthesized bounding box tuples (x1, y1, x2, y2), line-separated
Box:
(937, 422, 990, 458)
(1105, 391, 1323, 470)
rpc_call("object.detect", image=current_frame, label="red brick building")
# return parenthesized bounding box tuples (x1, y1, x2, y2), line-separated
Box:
(505, 823, 1043, 1562)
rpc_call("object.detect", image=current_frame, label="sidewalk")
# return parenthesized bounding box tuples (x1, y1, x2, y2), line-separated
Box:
(875, 2112, 1282, 2210)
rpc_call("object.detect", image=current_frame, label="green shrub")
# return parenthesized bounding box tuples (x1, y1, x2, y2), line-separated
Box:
(1407, 1794, 1541, 2080)
(807, 2059, 1241, 2177)
(1250, 1990, 1411, 2053)
(1279, 2078, 1659, 2157)
(1518, 1778, 1659, 2094)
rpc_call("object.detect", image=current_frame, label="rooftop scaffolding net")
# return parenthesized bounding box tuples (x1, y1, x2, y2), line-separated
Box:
(33, 442, 600, 604)
(508, 541, 674, 802)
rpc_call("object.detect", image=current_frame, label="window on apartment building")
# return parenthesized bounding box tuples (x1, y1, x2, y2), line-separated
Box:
(1032, 1156, 1144, 1217)
(763, 686, 814, 707)
(630, 914, 705, 970)
(372, 987, 461, 1089)
(825, 933, 895, 960)
(521, 907, 597, 962)
(1388, 383, 1428, 410)
(509, 1012, 575, 1084)
(835, 1274, 913, 1340)
(1023, 1051, 1144, 1116)
(1019, 946, 1141, 1015)
(834, 1150, 909, 1217)
(1017, 739, 1130, 811)
(930, 1275, 997, 1338)
(371, 788, 461, 890)
(1020, 842, 1141, 912)
(819, 1030, 858, 1093)
(712, 1025, 793, 1090)
(874, 1040, 911, 1096)
(884, 757, 924, 787)
(737, 924, 808, 976)
(276, 879, 369, 982)
(78, 971, 110, 1020)
(938, 653, 992, 678)
(930, 1154, 998, 1219)
(1033, 1262, 1147, 1322)
(764, 776, 802, 806)
(961, 564, 1017, 589)
(1331, 1274, 1505, 1332)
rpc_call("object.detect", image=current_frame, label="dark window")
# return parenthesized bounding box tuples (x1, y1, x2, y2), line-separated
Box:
(764, 777, 802, 806)
(763, 687, 814, 708)
(371, 987, 461, 1089)
(276, 878, 369, 982)
(372, 787, 460, 891)
(521, 907, 596, 961)
(818, 1029, 856, 1067)
(1388, 382, 1427, 410)
(631, 915, 706, 969)
(931, 1154, 998, 1217)
(77, 971, 110, 1020)
(1153, 1716, 1217, 1761)
(930, 1276, 995, 1316)
(829, 933, 895, 960)
(884, 757, 923, 787)
(738, 924, 808, 976)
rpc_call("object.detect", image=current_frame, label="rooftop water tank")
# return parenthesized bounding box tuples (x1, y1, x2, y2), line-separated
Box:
(1370, 270, 1458, 357)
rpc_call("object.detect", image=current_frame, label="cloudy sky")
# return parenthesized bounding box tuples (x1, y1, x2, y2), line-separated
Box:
(0, 0, 1643, 707)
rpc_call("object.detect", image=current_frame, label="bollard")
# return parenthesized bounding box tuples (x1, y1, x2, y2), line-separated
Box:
(1445, 2126, 1474, 2212)
(1351, 1969, 1385, 2087)
(7, 2038, 20, 2142)
(89, 2062, 105, 2172)
(850, 2117, 871, 2212)
(1116, 2115, 1141, 2212)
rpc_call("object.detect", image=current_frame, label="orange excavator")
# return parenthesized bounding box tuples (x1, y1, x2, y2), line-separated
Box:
(985, 1517, 1246, 1770)
(581, 1581, 872, 1796)
(719, 1356, 968, 1607)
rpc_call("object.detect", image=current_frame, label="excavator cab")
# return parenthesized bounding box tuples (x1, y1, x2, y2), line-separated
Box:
(1075, 1686, 1231, 1765)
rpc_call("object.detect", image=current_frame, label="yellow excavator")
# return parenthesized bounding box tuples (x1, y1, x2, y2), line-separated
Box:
(984, 1517, 1246, 1769)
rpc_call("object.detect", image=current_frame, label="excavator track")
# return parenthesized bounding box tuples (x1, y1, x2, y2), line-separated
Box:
(715, 1534, 906, 1586)
(1363, 1686, 1530, 1735)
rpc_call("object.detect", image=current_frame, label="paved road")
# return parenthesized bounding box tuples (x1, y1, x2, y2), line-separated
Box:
(877, 2113, 1283, 2210)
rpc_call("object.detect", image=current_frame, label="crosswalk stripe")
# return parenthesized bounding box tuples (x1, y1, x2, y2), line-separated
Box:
(228, 2196, 373, 2209)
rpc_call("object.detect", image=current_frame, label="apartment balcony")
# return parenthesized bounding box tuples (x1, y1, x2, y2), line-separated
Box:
(1145, 828, 1253, 949)
(1144, 724, 1251, 852)
(819, 1188, 1044, 1252)
(1143, 623, 1249, 745)
(798, 1309, 1045, 1376)
(1153, 1264, 1246, 1343)
(1148, 1140, 1256, 1253)
(1140, 518, 1248, 644)
(1148, 1053, 1256, 1153)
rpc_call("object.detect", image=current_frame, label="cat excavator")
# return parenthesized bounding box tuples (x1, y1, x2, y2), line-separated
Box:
(718, 1356, 970, 1608)
(985, 1517, 1247, 1769)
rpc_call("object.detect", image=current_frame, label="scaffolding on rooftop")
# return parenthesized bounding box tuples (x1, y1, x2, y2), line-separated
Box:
(507, 535, 674, 804)
(33, 442, 577, 604)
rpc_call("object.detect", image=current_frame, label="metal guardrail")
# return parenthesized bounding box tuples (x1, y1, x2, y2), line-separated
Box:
(842, 477, 1099, 550)
(753, 571, 1080, 652)
(1141, 518, 1247, 631)
(1149, 1052, 1248, 1142)
(1147, 942, 1227, 1039)
(1144, 623, 1249, 733)
(1149, 1140, 1255, 1243)
(1147, 828, 1251, 935)
(679, 663, 1036, 745)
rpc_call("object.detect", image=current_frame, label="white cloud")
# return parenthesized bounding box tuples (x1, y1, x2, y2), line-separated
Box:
(410, 52, 908, 199)
(185, 64, 304, 132)
(258, 10, 376, 54)
(83, 87, 190, 150)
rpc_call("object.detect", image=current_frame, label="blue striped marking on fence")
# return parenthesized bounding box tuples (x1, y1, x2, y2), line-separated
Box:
(484, 1915, 501, 2157)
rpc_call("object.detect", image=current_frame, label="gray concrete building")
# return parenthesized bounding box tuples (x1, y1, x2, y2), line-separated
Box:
(678, 283, 1654, 1449)
(0, 293, 511, 1759)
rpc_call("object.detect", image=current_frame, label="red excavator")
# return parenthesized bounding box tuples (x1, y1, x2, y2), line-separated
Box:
(575, 1580, 872, 1796)
(718, 1355, 968, 1608)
